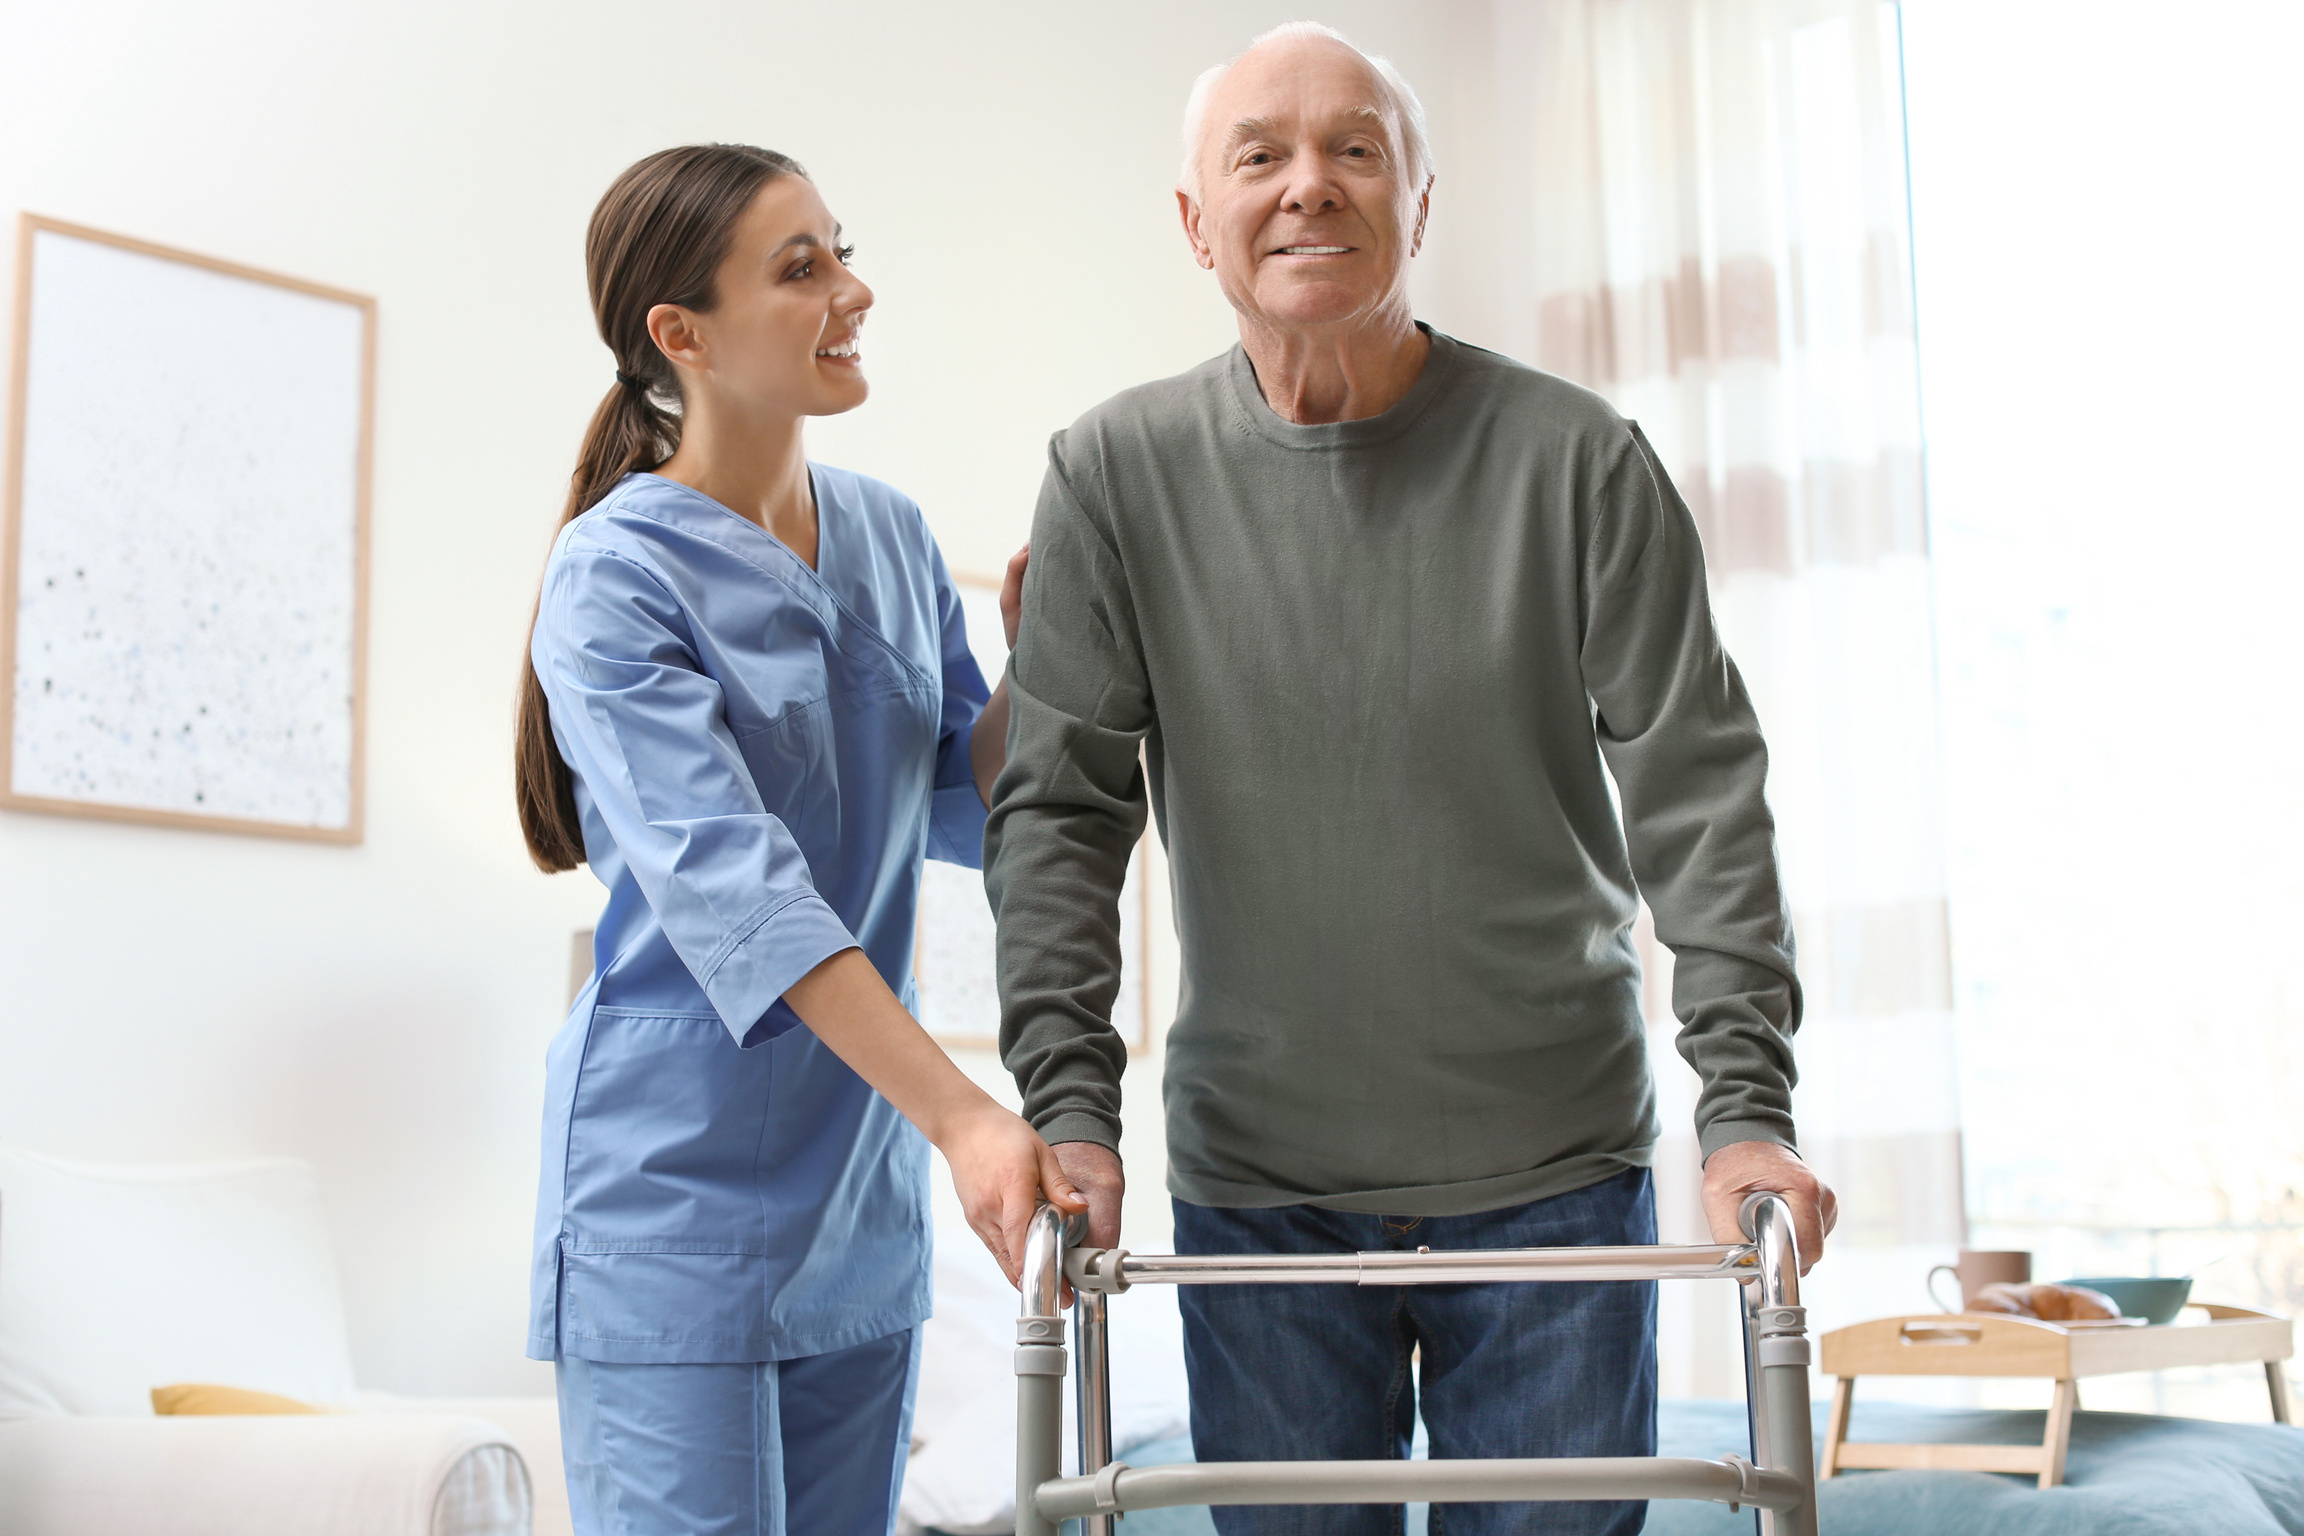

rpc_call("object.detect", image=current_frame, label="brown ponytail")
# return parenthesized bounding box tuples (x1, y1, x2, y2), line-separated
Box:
(516, 144, 804, 872)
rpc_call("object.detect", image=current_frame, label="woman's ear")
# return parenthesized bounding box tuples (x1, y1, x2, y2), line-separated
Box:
(645, 302, 707, 375)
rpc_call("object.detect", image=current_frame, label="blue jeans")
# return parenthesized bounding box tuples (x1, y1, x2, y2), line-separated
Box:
(556, 1325, 920, 1536)
(1174, 1170, 1657, 1536)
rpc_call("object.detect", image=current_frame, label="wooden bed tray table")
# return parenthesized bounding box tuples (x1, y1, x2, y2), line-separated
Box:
(1818, 1304, 2294, 1488)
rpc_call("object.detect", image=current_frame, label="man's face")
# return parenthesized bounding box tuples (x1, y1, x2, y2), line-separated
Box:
(1180, 38, 1428, 335)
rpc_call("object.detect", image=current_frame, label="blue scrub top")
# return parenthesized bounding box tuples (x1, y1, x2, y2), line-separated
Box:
(526, 467, 991, 1364)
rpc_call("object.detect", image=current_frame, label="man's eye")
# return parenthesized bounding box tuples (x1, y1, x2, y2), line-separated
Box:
(1245, 151, 1273, 166)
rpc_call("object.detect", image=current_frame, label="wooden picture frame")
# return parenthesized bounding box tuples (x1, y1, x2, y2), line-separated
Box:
(1, 214, 375, 842)
(913, 570, 1156, 1055)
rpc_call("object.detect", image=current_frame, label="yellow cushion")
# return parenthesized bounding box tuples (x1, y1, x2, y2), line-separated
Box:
(150, 1382, 321, 1415)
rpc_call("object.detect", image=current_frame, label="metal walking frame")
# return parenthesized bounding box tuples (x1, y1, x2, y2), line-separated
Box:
(1014, 1192, 1820, 1535)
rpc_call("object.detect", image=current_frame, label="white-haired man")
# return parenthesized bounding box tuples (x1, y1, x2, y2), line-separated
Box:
(986, 23, 1836, 1533)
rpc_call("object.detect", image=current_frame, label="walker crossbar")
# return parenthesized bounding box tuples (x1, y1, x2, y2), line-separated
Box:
(1035, 1453, 1805, 1519)
(1016, 1192, 1820, 1536)
(1073, 1243, 1759, 1289)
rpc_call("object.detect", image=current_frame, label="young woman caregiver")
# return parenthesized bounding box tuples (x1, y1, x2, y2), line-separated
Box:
(514, 143, 1083, 1536)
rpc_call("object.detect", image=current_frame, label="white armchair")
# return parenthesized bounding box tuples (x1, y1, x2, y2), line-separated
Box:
(0, 1147, 569, 1536)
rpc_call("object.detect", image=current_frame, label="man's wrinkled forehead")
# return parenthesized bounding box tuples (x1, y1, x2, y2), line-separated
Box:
(1218, 103, 1392, 165)
(1201, 44, 1402, 166)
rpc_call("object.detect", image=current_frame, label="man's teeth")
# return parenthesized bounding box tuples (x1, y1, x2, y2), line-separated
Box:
(817, 341, 858, 357)
(1280, 246, 1350, 255)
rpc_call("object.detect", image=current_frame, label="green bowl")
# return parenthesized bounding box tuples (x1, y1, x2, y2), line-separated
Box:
(2062, 1276, 2193, 1326)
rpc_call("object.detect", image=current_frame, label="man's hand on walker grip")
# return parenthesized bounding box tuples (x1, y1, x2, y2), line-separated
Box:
(1701, 1140, 1836, 1275)
(1052, 1140, 1125, 1252)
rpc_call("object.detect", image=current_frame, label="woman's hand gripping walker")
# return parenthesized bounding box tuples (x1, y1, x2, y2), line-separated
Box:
(1013, 1192, 1822, 1536)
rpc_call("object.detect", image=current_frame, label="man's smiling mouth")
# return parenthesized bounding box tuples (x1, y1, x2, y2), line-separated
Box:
(1275, 245, 1352, 255)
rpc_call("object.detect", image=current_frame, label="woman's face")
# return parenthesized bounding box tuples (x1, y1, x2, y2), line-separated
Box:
(655, 175, 872, 419)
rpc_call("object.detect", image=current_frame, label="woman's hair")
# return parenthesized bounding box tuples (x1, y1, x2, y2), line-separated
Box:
(516, 143, 805, 872)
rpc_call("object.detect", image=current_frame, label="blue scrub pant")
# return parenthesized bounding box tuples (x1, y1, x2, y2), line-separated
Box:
(556, 1325, 922, 1536)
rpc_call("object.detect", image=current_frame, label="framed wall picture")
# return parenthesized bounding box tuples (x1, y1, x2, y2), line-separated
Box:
(1, 215, 374, 842)
(913, 571, 1154, 1054)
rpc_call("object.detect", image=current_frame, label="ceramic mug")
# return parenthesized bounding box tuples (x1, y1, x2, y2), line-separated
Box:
(1927, 1249, 2031, 1312)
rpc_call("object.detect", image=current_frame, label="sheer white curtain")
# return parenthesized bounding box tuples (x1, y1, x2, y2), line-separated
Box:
(1522, 0, 1955, 1390)
(1902, 0, 2304, 1420)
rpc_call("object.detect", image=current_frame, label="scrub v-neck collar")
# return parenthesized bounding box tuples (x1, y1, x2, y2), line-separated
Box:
(628, 469, 836, 593)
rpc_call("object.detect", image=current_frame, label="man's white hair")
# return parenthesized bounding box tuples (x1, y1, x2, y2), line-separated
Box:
(1178, 21, 1434, 201)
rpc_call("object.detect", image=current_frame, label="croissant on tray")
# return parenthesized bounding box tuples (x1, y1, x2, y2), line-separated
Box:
(1967, 1281, 2122, 1321)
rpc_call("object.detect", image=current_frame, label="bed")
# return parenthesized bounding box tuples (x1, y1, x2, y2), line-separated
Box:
(1067, 1401, 2304, 1536)
(1648, 1398, 2304, 1536)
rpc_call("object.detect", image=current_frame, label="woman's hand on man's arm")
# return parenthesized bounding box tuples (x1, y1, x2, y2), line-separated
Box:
(969, 543, 1030, 807)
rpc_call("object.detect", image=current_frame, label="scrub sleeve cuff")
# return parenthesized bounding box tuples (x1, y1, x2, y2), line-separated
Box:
(701, 892, 860, 1047)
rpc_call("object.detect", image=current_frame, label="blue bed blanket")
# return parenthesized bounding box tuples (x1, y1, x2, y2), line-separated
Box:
(1650, 1398, 2304, 1536)
(1094, 1399, 2304, 1536)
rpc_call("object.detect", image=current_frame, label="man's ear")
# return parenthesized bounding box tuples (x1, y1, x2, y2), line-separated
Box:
(1177, 188, 1216, 271)
(646, 302, 707, 373)
(1409, 176, 1434, 258)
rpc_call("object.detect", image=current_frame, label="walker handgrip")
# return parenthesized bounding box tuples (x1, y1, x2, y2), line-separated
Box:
(1739, 1190, 1790, 1241)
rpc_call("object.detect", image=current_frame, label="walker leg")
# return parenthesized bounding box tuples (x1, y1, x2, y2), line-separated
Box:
(1738, 1283, 1768, 1536)
(1075, 1288, 1115, 1536)
(2269, 1362, 2293, 1425)
(1743, 1279, 1772, 1473)
(1016, 1366, 1064, 1536)
(1743, 1194, 1818, 1536)
(1016, 1206, 1069, 1536)
(1757, 1343, 1819, 1535)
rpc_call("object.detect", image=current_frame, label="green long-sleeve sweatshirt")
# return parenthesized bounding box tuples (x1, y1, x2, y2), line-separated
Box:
(984, 328, 1802, 1216)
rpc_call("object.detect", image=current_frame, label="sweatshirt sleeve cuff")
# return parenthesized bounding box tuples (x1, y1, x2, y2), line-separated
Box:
(1698, 1119, 1798, 1164)
(1035, 1111, 1121, 1152)
(701, 893, 859, 1047)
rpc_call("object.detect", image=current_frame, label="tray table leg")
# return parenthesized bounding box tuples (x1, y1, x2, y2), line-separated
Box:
(2039, 1378, 2077, 1489)
(2268, 1362, 2293, 1425)
(1820, 1377, 1854, 1479)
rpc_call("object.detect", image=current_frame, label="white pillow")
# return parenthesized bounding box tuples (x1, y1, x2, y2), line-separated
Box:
(0, 1147, 359, 1417)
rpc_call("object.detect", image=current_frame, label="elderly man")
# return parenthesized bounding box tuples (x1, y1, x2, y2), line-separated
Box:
(985, 22, 1836, 1534)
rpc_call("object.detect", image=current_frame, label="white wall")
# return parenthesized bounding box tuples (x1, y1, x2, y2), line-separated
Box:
(0, 0, 1497, 1396)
